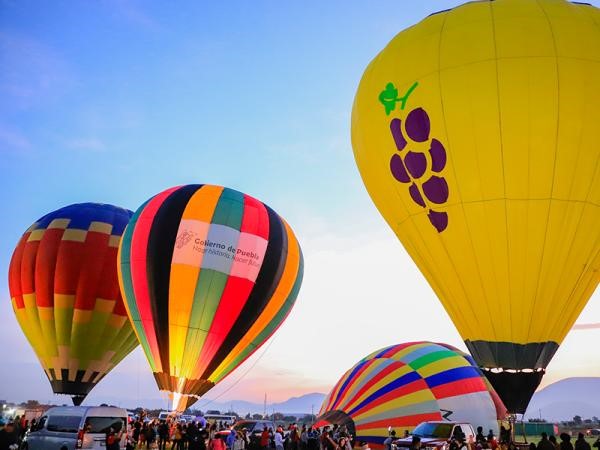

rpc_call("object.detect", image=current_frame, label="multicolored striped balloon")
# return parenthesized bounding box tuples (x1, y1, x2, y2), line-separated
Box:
(118, 184, 304, 410)
(8, 203, 138, 405)
(317, 342, 505, 447)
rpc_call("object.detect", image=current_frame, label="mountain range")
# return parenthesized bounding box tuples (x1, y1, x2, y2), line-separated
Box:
(524, 377, 600, 421)
(192, 392, 326, 417)
(198, 377, 600, 420)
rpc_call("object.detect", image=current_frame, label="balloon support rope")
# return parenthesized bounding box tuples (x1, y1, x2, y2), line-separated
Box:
(194, 334, 279, 411)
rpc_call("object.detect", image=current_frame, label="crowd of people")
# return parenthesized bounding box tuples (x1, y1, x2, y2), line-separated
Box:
(127, 418, 210, 450)
(124, 420, 358, 450)
(531, 432, 600, 450)
(381, 425, 600, 450)
(1, 414, 600, 450)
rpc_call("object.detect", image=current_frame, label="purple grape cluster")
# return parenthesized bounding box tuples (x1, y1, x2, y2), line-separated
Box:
(388, 107, 449, 232)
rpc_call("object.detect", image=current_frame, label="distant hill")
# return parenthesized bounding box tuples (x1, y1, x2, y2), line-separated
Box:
(525, 377, 600, 421)
(195, 392, 326, 416)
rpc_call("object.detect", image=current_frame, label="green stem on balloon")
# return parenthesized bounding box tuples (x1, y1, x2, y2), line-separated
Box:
(398, 81, 418, 110)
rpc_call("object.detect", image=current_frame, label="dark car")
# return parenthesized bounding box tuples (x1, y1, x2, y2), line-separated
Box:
(216, 420, 276, 449)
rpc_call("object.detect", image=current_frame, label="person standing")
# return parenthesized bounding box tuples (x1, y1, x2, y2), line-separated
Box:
(384, 431, 396, 450)
(233, 432, 246, 450)
(560, 434, 574, 450)
(575, 434, 591, 450)
(106, 426, 122, 450)
(410, 437, 422, 450)
(158, 421, 170, 450)
(476, 428, 486, 445)
(146, 422, 157, 449)
(300, 426, 308, 450)
(290, 427, 300, 450)
(275, 428, 284, 450)
(307, 428, 318, 450)
(227, 429, 236, 450)
(199, 426, 209, 450)
(0, 423, 19, 450)
(260, 427, 270, 450)
(172, 425, 183, 450)
(209, 425, 225, 450)
(187, 422, 202, 450)
(538, 433, 555, 450)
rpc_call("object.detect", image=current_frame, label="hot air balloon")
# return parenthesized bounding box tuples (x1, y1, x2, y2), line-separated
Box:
(352, 0, 600, 414)
(8, 203, 138, 405)
(316, 342, 506, 448)
(118, 184, 304, 411)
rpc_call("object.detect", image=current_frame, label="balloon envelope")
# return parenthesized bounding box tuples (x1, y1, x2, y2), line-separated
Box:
(317, 342, 506, 447)
(351, 0, 600, 413)
(8, 203, 138, 405)
(118, 184, 303, 409)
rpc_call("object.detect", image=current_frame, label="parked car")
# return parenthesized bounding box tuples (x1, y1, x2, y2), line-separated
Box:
(393, 422, 476, 450)
(22, 406, 128, 450)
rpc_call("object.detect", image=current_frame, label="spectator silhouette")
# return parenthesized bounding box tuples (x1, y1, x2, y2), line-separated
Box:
(560, 433, 574, 450)
(476, 427, 486, 444)
(538, 433, 555, 450)
(575, 434, 591, 450)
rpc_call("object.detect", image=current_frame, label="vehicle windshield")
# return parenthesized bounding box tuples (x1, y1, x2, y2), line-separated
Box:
(411, 423, 454, 439)
(84, 417, 125, 434)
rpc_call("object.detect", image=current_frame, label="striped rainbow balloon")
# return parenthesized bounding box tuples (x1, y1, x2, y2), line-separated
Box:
(317, 342, 506, 447)
(118, 184, 303, 410)
(8, 203, 138, 405)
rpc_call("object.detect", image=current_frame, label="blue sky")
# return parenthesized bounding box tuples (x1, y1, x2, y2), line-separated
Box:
(2, 1, 599, 410)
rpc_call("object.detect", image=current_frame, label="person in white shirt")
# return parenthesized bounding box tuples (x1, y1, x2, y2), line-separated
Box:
(275, 428, 284, 450)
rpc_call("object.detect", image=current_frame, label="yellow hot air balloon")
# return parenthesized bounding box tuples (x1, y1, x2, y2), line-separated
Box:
(352, 0, 600, 414)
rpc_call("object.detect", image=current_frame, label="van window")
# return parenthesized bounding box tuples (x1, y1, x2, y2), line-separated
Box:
(84, 417, 125, 433)
(47, 416, 82, 433)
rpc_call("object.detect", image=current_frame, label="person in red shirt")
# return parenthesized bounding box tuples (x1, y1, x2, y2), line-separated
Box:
(260, 428, 270, 450)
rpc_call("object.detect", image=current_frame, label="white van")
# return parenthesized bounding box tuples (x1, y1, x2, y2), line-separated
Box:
(23, 406, 128, 450)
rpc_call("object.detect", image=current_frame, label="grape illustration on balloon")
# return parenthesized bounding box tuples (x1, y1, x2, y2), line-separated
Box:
(381, 82, 449, 232)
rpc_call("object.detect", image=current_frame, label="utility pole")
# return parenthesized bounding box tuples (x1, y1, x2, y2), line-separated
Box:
(264, 393, 267, 418)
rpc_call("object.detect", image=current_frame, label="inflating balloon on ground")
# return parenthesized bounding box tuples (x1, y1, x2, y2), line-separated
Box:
(316, 342, 506, 447)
